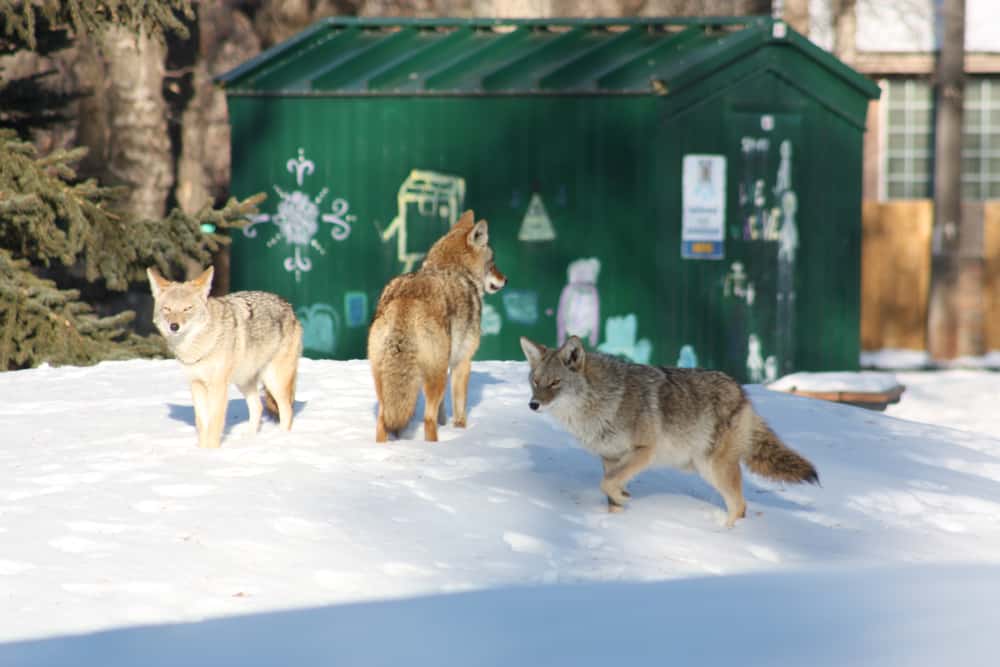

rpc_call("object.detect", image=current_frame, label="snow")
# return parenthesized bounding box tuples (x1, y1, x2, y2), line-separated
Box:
(769, 370, 901, 393)
(2, 358, 1000, 665)
(860, 348, 930, 370)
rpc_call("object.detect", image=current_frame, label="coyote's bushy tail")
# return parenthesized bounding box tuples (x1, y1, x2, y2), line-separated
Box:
(376, 367, 422, 434)
(370, 332, 422, 435)
(745, 418, 819, 484)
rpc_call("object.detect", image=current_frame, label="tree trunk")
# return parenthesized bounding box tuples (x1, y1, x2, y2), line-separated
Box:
(928, 0, 979, 360)
(101, 26, 173, 220)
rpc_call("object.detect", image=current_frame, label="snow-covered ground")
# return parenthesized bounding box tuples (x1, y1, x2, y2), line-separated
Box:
(1, 359, 1000, 665)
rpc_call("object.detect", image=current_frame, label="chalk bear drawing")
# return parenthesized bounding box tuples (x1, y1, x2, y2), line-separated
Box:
(557, 258, 601, 347)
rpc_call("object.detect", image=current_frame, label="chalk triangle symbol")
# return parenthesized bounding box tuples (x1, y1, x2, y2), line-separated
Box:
(518, 193, 556, 241)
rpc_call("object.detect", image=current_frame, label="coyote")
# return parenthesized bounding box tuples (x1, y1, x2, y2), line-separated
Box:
(368, 210, 506, 442)
(147, 266, 302, 448)
(520, 336, 818, 526)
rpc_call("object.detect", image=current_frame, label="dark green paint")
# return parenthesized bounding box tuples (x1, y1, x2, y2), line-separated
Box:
(222, 17, 877, 381)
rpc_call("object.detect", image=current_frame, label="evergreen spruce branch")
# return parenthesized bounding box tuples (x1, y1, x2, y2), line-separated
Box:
(0, 129, 263, 292)
(1, 1, 194, 50)
(0, 130, 108, 266)
(0, 248, 167, 369)
(0, 70, 79, 136)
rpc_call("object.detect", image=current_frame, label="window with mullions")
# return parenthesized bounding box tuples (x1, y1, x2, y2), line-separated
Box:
(882, 78, 934, 199)
(963, 78, 1000, 199)
(881, 77, 1000, 200)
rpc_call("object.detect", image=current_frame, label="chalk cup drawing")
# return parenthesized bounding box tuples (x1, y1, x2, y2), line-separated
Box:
(297, 303, 340, 355)
(598, 314, 652, 364)
(557, 258, 601, 347)
(502, 289, 539, 325)
(518, 193, 556, 242)
(378, 170, 466, 273)
(243, 148, 356, 282)
(676, 344, 698, 368)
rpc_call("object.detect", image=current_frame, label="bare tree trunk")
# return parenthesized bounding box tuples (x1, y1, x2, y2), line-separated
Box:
(831, 0, 856, 62)
(101, 26, 173, 220)
(928, 0, 979, 360)
(781, 0, 809, 35)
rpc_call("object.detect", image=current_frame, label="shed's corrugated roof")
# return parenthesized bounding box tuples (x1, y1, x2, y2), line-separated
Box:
(216, 16, 880, 100)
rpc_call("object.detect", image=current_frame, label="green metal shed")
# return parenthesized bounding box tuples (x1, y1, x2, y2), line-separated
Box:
(217, 15, 880, 382)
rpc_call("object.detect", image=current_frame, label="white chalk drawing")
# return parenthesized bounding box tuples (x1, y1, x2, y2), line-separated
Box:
(598, 314, 652, 364)
(518, 193, 556, 242)
(243, 148, 355, 282)
(502, 289, 539, 325)
(378, 170, 466, 273)
(557, 258, 601, 347)
(677, 344, 698, 368)
(738, 136, 772, 241)
(746, 334, 779, 384)
(723, 261, 755, 306)
(746, 334, 765, 383)
(481, 302, 502, 336)
(297, 303, 340, 355)
(774, 140, 792, 195)
(778, 192, 799, 263)
(764, 355, 778, 383)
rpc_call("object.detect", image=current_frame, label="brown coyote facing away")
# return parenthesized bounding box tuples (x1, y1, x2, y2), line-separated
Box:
(368, 210, 506, 442)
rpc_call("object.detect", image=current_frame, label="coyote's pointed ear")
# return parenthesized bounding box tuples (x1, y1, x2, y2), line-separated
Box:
(191, 266, 214, 301)
(559, 336, 585, 372)
(468, 220, 489, 248)
(456, 210, 475, 228)
(520, 336, 546, 367)
(146, 267, 170, 300)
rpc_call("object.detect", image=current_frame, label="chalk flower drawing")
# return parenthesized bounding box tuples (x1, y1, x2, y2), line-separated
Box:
(243, 148, 356, 282)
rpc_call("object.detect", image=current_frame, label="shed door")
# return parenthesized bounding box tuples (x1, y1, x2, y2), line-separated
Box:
(722, 111, 802, 383)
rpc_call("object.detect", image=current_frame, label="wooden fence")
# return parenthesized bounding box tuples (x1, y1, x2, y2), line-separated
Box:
(861, 200, 1000, 351)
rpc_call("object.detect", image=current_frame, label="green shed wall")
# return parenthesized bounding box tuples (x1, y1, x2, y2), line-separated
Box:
(229, 53, 866, 381)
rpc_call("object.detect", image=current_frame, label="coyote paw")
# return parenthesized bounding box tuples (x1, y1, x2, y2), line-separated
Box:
(600, 479, 629, 507)
(607, 497, 626, 513)
(453, 417, 467, 428)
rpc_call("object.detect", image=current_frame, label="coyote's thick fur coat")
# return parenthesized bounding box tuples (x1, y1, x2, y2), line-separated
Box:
(368, 210, 505, 442)
(521, 336, 819, 526)
(148, 266, 302, 449)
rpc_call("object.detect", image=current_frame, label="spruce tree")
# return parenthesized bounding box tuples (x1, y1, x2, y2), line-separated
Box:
(0, 1, 263, 370)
